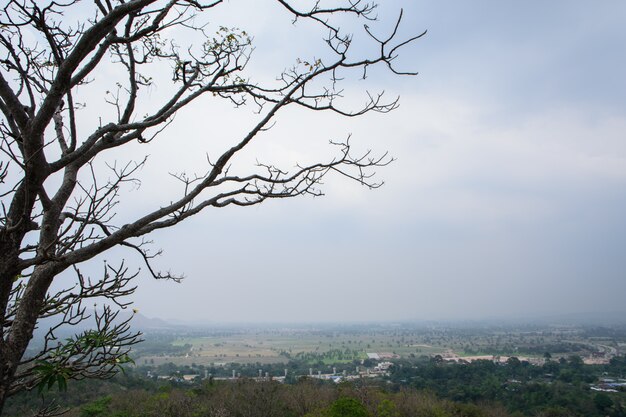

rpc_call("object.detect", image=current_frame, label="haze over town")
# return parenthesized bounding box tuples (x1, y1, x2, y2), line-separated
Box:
(61, 0, 626, 324)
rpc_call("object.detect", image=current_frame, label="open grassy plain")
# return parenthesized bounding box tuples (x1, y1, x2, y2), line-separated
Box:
(133, 323, 626, 367)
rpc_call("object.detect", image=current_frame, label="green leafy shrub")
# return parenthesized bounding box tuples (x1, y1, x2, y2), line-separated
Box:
(80, 396, 112, 417)
(329, 397, 369, 417)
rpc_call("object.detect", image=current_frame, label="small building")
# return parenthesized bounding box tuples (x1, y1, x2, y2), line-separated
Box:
(375, 362, 393, 371)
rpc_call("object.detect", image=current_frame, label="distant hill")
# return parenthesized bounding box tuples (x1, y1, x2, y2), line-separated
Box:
(31, 310, 180, 343)
(125, 312, 178, 330)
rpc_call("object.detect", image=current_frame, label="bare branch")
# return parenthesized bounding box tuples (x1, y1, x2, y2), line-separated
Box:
(0, 1, 423, 412)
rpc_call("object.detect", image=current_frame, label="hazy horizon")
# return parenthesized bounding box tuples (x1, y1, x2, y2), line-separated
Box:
(136, 310, 626, 327)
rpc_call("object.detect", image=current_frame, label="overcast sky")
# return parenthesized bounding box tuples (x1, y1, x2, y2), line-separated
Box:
(71, 1, 626, 324)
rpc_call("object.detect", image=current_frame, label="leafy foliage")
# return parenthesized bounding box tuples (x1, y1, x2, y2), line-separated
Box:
(32, 360, 70, 393)
(329, 397, 370, 417)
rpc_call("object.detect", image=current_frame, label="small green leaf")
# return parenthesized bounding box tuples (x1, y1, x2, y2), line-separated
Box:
(57, 374, 67, 392)
(47, 375, 55, 390)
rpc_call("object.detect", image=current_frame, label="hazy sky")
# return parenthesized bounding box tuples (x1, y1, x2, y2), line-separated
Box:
(65, 1, 626, 323)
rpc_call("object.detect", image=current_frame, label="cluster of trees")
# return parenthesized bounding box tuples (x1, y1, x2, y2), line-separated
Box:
(135, 358, 358, 382)
(292, 349, 364, 364)
(462, 342, 588, 357)
(6, 378, 512, 417)
(389, 355, 626, 417)
(135, 343, 191, 358)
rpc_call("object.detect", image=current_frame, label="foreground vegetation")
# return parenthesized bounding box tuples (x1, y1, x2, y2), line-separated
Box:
(5, 354, 626, 417)
(7, 378, 512, 417)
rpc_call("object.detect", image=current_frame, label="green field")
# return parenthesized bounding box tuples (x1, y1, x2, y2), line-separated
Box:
(135, 328, 450, 366)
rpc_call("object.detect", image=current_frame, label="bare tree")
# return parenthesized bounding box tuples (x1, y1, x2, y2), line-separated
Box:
(0, 0, 424, 413)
